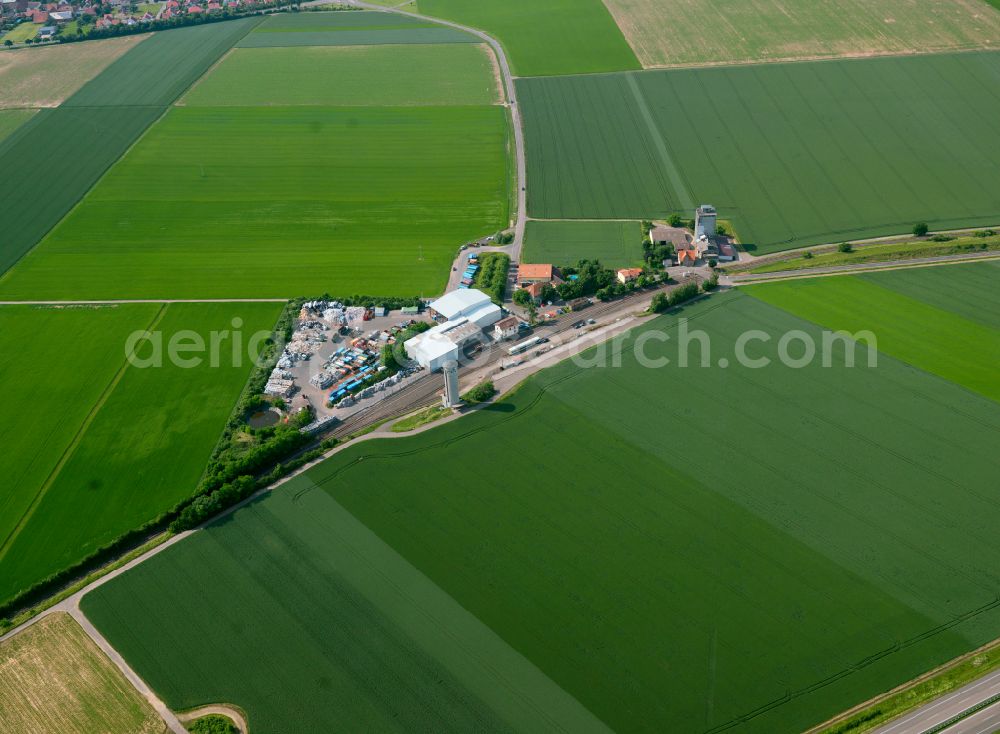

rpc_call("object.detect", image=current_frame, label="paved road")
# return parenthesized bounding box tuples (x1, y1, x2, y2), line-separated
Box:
(726, 251, 1000, 284)
(0, 530, 194, 734)
(322, 277, 697, 442)
(872, 669, 1000, 734)
(940, 699, 1000, 734)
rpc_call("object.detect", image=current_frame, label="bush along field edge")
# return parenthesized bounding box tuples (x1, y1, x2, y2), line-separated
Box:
(0, 292, 425, 628)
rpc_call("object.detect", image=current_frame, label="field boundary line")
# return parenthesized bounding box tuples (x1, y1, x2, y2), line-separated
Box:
(0, 298, 290, 305)
(349, 0, 528, 255)
(623, 72, 693, 211)
(0, 15, 264, 283)
(0, 304, 168, 565)
(519, 47, 1000, 81)
(806, 639, 1000, 734)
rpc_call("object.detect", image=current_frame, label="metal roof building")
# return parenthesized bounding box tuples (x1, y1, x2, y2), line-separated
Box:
(404, 317, 485, 372)
(428, 288, 502, 328)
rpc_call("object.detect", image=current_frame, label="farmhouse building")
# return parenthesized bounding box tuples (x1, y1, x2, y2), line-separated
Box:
(616, 268, 643, 284)
(676, 248, 698, 266)
(517, 263, 560, 286)
(522, 282, 547, 304)
(649, 224, 691, 250)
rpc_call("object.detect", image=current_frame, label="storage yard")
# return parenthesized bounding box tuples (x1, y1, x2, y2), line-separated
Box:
(263, 301, 433, 428)
(3, 2, 1000, 734)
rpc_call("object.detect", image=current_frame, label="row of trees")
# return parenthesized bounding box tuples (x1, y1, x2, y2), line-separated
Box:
(649, 274, 717, 313)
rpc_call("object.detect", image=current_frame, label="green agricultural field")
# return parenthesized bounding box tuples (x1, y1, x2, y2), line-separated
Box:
(82, 485, 610, 733)
(853, 260, 1000, 330)
(522, 220, 643, 268)
(0, 109, 35, 143)
(0, 304, 159, 573)
(0, 35, 144, 108)
(63, 17, 261, 108)
(82, 279, 1000, 733)
(0, 105, 509, 299)
(0, 302, 281, 606)
(743, 234, 1000, 274)
(603, 0, 1000, 68)
(518, 51, 1000, 254)
(419, 0, 640, 76)
(0, 20, 260, 277)
(0, 612, 163, 734)
(184, 44, 499, 106)
(746, 267, 1000, 403)
(239, 9, 474, 47)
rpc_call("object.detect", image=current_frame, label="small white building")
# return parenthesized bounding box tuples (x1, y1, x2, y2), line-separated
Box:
(493, 315, 520, 342)
(428, 288, 501, 328)
(695, 204, 717, 240)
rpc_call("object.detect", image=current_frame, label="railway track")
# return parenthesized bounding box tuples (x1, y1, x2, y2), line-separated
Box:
(319, 276, 699, 442)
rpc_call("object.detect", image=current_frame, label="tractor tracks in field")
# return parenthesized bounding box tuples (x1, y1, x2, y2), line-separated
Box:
(0, 305, 168, 566)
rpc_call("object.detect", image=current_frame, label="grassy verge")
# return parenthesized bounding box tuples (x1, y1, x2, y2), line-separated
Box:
(0, 532, 171, 636)
(815, 633, 1000, 733)
(740, 233, 1000, 274)
(391, 405, 451, 432)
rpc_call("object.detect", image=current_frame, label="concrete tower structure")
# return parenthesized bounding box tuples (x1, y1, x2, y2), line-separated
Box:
(442, 360, 462, 408)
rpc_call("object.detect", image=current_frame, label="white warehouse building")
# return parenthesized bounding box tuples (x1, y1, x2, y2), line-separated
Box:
(405, 318, 484, 372)
(428, 289, 502, 328)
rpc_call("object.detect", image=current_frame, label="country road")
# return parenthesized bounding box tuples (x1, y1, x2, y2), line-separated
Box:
(348, 0, 528, 258)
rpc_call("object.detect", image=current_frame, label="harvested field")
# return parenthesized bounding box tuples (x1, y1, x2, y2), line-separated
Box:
(522, 220, 643, 268)
(419, 0, 640, 76)
(605, 0, 1000, 68)
(0, 35, 145, 109)
(184, 44, 500, 106)
(0, 302, 282, 606)
(82, 273, 1000, 733)
(0, 612, 163, 734)
(0, 105, 509, 299)
(518, 51, 1000, 253)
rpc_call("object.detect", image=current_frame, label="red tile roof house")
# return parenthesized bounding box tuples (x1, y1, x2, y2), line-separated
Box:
(30, 9, 47, 21)
(186, 3, 203, 12)
(522, 282, 548, 304)
(517, 263, 562, 287)
(206, 2, 221, 10)
(676, 248, 699, 266)
(616, 267, 644, 284)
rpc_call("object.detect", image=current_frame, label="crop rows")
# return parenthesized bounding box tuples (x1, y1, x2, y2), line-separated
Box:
(0, 19, 261, 276)
(518, 51, 1000, 253)
(523, 220, 643, 268)
(83, 275, 1000, 732)
(0, 302, 282, 605)
(0, 105, 509, 300)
